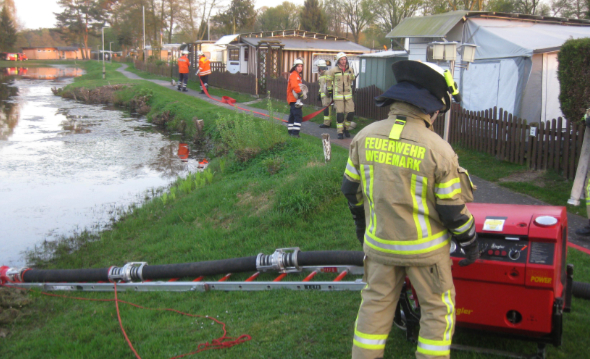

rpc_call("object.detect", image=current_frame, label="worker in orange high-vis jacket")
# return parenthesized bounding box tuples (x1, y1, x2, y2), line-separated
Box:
(286, 58, 305, 137)
(197, 51, 211, 94)
(342, 60, 479, 359)
(177, 49, 190, 92)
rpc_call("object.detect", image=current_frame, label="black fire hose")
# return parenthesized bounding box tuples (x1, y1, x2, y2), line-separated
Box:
(573, 281, 590, 300)
(18, 250, 364, 283)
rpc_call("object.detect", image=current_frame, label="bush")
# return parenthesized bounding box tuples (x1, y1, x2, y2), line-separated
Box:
(216, 112, 286, 162)
(558, 38, 590, 122)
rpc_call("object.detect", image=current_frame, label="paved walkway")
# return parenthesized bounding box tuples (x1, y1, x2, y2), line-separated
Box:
(117, 65, 590, 252)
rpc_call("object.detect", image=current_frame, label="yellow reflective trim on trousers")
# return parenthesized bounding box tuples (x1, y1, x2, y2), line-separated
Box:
(586, 176, 590, 199)
(417, 336, 451, 356)
(354, 329, 388, 340)
(442, 290, 455, 342)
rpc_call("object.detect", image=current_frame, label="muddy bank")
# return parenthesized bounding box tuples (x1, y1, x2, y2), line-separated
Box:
(54, 85, 205, 142)
(0, 288, 32, 338)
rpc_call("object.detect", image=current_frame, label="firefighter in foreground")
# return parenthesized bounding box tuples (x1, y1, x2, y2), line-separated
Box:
(197, 51, 211, 94)
(177, 49, 190, 92)
(341, 60, 479, 359)
(327, 52, 355, 139)
(317, 59, 333, 128)
(287, 58, 305, 137)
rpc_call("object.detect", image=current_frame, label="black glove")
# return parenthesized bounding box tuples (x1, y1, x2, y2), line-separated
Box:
(585, 113, 590, 128)
(459, 239, 479, 267)
(317, 93, 322, 102)
(349, 203, 366, 245)
(328, 90, 333, 98)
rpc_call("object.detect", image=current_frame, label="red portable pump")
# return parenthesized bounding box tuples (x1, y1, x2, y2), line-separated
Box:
(399, 203, 573, 356)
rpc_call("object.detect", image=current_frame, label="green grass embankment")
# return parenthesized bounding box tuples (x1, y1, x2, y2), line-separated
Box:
(1, 59, 589, 359)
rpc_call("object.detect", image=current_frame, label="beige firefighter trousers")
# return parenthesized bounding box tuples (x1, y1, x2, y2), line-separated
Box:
(352, 256, 456, 359)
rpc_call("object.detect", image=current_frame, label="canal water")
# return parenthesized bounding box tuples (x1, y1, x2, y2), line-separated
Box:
(0, 66, 205, 267)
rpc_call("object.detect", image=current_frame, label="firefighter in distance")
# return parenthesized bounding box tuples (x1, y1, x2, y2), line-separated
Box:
(341, 60, 479, 359)
(287, 58, 305, 138)
(327, 52, 355, 139)
(177, 49, 190, 92)
(317, 59, 333, 128)
(197, 51, 212, 94)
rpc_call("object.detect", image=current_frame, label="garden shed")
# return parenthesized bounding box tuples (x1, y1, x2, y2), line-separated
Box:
(358, 50, 408, 90)
(214, 30, 370, 85)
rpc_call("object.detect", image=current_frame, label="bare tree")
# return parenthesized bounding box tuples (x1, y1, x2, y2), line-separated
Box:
(341, 0, 375, 43)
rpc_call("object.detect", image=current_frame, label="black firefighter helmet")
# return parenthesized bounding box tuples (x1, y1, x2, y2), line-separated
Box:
(375, 60, 461, 114)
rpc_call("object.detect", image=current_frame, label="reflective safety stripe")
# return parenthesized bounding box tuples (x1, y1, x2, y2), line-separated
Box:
(442, 290, 455, 341)
(451, 215, 473, 235)
(388, 117, 407, 140)
(361, 165, 377, 235)
(345, 158, 360, 181)
(364, 230, 450, 255)
(586, 176, 590, 200)
(353, 328, 388, 350)
(435, 178, 461, 199)
(411, 174, 431, 239)
(344, 94, 353, 99)
(417, 337, 451, 356)
(337, 123, 343, 128)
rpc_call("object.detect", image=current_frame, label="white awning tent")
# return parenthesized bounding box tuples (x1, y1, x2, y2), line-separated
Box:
(387, 12, 590, 123)
(461, 18, 590, 123)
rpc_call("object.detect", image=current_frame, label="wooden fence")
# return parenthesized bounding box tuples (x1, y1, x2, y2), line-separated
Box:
(440, 104, 585, 180)
(131, 61, 585, 178)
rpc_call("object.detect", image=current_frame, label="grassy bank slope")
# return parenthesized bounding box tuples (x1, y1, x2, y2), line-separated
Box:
(1, 60, 589, 359)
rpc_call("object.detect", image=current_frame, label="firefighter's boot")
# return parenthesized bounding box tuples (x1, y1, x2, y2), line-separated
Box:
(344, 112, 354, 138)
(337, 113, 345, 139)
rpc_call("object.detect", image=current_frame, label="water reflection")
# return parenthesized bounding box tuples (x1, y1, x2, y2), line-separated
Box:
(0, 66, 205, 267)
(1, 66, 83, 80)
(0, 78, 19, 140)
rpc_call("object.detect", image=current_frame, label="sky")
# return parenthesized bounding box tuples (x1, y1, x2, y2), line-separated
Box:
(15, 0, 305, 30)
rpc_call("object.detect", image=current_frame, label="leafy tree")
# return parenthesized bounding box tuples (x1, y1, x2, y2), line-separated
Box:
(55, 0, 108, 59)
(256, 2, 300, 31)
(0, 5, 16, 52)
(373, 0, 420, 34)
(300, 0, 328, 33)
(324, 0, 346, 37)
(211, 0, 256, 34)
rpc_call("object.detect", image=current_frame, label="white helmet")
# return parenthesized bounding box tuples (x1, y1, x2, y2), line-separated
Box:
(293, 58, 304, 67)
(197, 51, 204, 57)
(181, 49, 189, 55)
(335, 52, 347, 63)
(317, 59, 327, 67)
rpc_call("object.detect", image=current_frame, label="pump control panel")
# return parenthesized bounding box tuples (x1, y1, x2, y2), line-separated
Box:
(452, 236, 530, 264)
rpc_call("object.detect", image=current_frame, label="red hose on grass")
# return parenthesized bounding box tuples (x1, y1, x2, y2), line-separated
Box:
(198, 78, 329, 123)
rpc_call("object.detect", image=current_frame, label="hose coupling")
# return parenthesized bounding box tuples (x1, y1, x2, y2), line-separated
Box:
(0, 266, 28, 285)
(108, 262, 148, 283)
(256, 248, 301, 273)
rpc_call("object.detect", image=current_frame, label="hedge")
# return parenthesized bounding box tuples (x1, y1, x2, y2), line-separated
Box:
(558, 37, 590, 123)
